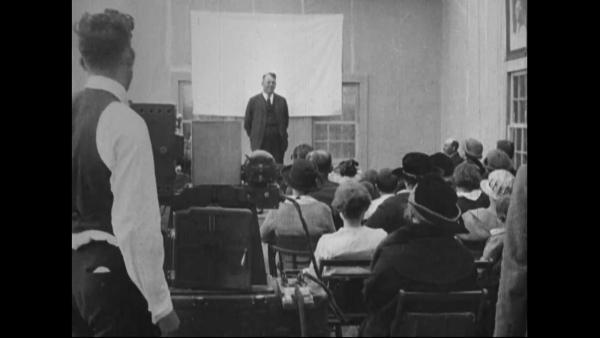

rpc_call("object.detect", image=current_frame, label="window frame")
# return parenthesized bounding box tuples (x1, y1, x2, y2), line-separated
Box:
(506, 69, 527, 169)
(311, 74, 369, 168)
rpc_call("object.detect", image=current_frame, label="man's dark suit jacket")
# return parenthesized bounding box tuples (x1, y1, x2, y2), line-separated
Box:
(244, 93, 289, 151)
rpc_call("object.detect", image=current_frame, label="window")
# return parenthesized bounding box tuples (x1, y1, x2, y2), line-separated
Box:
(507, 70, 527, 168)
(312, 83, 359, 165)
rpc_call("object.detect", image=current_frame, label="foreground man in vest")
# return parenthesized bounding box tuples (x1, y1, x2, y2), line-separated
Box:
(72, 9, 179, 336)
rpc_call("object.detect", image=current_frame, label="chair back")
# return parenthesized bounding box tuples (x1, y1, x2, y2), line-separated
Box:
(391, 289, 488, 337)
(268, 235, 321, 278)
(319, 258, 372, 326)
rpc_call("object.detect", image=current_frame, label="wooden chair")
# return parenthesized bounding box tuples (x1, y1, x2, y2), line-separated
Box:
(318, 258, 372, 337)
(267, 235, 321, 279)
(390, 289, 488, 337)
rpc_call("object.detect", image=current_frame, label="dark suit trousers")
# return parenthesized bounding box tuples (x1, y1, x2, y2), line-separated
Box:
(72, 241, 160, 337)
(260, 125, 285, 164)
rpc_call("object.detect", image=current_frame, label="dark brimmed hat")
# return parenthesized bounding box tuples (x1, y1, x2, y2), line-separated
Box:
(392, 152, 433, 180)
(283, 159, 319, 192)
(429, 152, 454, 177)
(408, 174, 461, 225)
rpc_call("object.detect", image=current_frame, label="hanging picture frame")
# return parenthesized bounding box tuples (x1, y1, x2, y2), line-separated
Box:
(506, 0, 527, 60)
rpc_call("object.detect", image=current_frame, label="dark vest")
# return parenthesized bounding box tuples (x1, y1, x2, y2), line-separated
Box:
(265, 97, 278, 128)
(72, 88, 118, 234)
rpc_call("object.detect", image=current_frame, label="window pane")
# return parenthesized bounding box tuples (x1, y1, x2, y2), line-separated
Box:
(313, 124, 327, 141)
(313, 142, 328, 152)
(516, 129, 522, 152)
(342, 142, 355, 159)
(513, 101, 519, 123)
(511, 128, 516, 145)
(522, 154, 527, 165)
(519, 75, 525, 98)
(523, 101, 527, 123)
(330, 142, 343, 159)
(519, 100, 526, 123)
(330, 125, 342, 141)
(340, 125, 356, 141)
(513, 76, 519, 98)
(524, 129, 527, 152)
(524, 74, 527, 98)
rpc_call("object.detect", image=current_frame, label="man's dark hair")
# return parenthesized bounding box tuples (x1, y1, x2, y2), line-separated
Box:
(339, 159, 359, 178)
(74, 9, 135, 71)
(307, 150, 333, 175)
(497, 139, 515, 160)
(262, 72, 277, 80)
(451, 140, 459, 151)
(376, 168, 399, 194)
(291, 144, 314, 160)
(453, 162, 482, 191)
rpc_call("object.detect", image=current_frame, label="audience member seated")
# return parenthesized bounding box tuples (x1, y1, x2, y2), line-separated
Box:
(281, 144, 315, 194)
(332, 159, 361, 184)
(290, 143, 314, 161)
(443, 138, 464, 169)
(457, 169, 514, 259)
(359, 169, 381, 199)
(496, 140, 515, 161)
(483, 149, 514, 177)
(360, 174, 477, 337)
(462, 138, 486, 176)
(429, 152, 455, 186)
(364, 168, 398, 221)
(360, 168, 378, 185)
(260, 159, 335, 245)
(365, 153, 432, 234)
(305, 181, 387, 277)
(453, 162, 490, 213)
(360, 181, 379, 201)
(307, 150, 343, 229)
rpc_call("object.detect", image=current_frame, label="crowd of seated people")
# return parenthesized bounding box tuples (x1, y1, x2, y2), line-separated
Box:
(256, 136, 524, 337)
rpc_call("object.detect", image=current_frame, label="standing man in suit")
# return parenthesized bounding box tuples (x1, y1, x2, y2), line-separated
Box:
(244, 73, 289, 164)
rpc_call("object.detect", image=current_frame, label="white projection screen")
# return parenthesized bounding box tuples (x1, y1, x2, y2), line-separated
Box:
(190, 11, 343, 117)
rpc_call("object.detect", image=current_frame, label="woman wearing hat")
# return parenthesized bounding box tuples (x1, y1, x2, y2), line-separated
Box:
(260, 159, 336, 245)
(360, 174, 477, 337)
(456, 169, 515, 248)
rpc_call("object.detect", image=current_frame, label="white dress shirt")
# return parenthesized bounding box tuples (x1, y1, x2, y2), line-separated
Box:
(262, 92, 273, 105)
(306, 225, 387, 276)
(71, 75, 173, 324)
